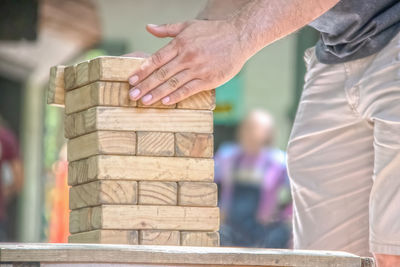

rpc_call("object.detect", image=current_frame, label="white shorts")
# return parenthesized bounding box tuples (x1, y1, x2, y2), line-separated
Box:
(287, 32, 400, 256)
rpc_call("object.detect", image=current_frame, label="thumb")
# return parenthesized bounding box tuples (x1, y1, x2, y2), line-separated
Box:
(146, 22, 187, 38)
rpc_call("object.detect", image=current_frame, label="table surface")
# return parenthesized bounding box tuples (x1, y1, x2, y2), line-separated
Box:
(0, 243, 374, 267)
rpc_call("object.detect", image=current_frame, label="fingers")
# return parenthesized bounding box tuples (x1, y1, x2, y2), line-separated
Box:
(129, 56, 187, 102)
(162, 80, 208, 105)
(128, 42, 177, 86)
(140, 70, 192, 105)
(146, 22, 187, 38)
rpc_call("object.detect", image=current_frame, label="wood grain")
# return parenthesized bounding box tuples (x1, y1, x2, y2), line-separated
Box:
(65, 81, 136, 115)
(68, 157, 91, 185)
(48, 65, 65, 106)
(139, 230, 180, 246)
(67, 131, 136, 162)
(64, 106, 97, 139)
(138, 182, 177, 205)
(69, 205, 219, 233)
(69, 180, 137, 210)
(0, 243, 369, 267)
(64, 64, 76, 90)
(175, 133, 213, 158)
(180, 231, 219, 247)
(137, 132, 174, 156)
(69, 207, 92, 234)
(75, 60, 90, 88)
(68, 230, 138, 245)
(178, 182, 217, 207)
(177, 90, 216, 110)
(138, 100, 176, 109)
(89, 56, 145, 83)
(68, 155, 214, 185)
(64, 107, 213, 139)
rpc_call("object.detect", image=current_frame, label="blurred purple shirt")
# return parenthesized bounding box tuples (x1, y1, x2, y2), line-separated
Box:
(215, 143, 292, 224)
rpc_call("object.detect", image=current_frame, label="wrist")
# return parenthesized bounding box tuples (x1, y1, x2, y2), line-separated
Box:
(229, 4, 268, 61)
(229, 16, 258, 61)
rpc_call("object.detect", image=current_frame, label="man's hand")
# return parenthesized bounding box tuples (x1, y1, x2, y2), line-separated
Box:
(128, 20, 247, 105)
(128, 0, 339, 105)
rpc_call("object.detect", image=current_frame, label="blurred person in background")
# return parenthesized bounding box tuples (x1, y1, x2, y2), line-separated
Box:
(214, 110, 291, 248)
(0, 115, 23, 241)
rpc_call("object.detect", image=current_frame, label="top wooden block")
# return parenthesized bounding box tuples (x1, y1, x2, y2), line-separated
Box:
(66, 56, 145, 91)
(47, 65, 65, 106)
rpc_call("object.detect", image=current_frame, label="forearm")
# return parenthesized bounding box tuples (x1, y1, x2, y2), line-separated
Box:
(197, 0, 251, 20)
(232, 0, 339, 59)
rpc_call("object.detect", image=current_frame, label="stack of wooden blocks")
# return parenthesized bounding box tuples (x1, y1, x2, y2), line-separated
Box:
(48, 56, 220, 247)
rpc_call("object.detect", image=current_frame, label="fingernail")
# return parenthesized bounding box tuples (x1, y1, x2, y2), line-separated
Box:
(162, 96, 170, 104)
(142, 94, 152, 103)
(129, 88, 141, 99)
(129, 75, 139, 85)
(147, 24, 159, 28)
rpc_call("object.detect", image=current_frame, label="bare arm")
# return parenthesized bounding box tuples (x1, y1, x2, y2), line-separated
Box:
(197, 0, 251, 20)
(128, 0, 339, 105)
(234, 0, 337, 59)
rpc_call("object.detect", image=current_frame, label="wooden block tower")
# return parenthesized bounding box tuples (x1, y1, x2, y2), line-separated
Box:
(48, 56, 219, 246)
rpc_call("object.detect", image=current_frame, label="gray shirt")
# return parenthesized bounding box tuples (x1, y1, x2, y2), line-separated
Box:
(310, 0, 400, 64)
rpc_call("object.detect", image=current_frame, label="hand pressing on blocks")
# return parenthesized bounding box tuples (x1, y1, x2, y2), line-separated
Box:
(127, 20, 246, 106)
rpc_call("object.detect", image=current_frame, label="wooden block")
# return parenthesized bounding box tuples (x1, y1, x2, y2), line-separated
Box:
(64, 106, 213, 139)
(177, 90, 216, 110)
(64, 64, 76, 90)
(136, 132, 174, 156)
(68, 155, 214, 186)
(69, 180, 137, 210)
(137, 100, 175, 109)
(89, 56, 145, 83)
(47, 65, 65, 106)
(68, 230, 138, 244)
(178, 182, 218, 207)
(65, 81, 136, 115)
(68, 157, 93, 185)
(180, 231, 220, 247)
(75, 60, 90, 88)
(65, 83, 95, 114)
(139, 230, 180, 245)
(64, 107, 96, 139)
(138, 181, 177, 205)
(64, 112, 76, 139)
(67, 131, 136, 162)
(175, 133, 213, 158)
(69, 207, 92, 234)
(69, 205, 220, 233)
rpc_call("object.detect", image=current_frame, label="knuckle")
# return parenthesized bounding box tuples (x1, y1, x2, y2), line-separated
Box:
(165, 24, 172, 35)
(168, 77, 179, 88)
(151, 51, 163, 66)
(182, 48, 197, 61)
(179, 84, 192, 96)
(155, 67, 168, 81)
